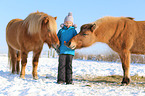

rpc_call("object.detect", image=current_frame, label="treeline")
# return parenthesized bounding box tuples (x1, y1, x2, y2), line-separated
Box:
(43, 49, 145, 64)
(74, 52, 145, 64)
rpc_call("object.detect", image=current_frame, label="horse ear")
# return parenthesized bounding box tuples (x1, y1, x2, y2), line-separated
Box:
(54, 17, 57, 20)
(90, 24, 98, 32)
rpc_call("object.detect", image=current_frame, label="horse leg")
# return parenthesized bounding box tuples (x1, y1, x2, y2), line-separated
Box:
(20, 51, 28, 79)
(8, 46, 17, 74)
(119, 50, 131, 85)
(32, 49, 42, 80)
(16, 51, 21, 74)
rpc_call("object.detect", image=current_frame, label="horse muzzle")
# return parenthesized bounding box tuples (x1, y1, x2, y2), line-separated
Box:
(65, 41, 76, 50)
(52, 43, 60, 50)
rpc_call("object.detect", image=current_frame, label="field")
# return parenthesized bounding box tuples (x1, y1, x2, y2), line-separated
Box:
(0, 54, 145, 96)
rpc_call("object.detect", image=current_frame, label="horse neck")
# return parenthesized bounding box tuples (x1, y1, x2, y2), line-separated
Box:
(94, 23, 116, 44)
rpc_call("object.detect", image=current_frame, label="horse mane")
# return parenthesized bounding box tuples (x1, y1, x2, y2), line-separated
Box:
(92, 16, 134, 25)
(23, 11, 50, 35)
(126, 17, 134, 20)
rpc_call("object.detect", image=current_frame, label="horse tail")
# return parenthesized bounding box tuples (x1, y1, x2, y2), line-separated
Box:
(6, 19, 16, 71)
(8, 49, 12, 71)
(6, 19, 22, 73)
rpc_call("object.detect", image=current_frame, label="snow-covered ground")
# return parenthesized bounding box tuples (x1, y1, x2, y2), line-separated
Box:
(0, 54, 145, 96)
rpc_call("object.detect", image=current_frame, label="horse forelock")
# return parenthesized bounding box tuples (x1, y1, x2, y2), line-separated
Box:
(48, 16, 57, 34)
(80, 24, 92, 31)
(23, 11, 54, 35)
(43, 16, 58, 46)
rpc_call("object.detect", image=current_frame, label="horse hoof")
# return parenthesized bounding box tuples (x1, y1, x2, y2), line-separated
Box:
(12, 71, 17, 74)
(33, 76, 38, 80)
(17, 71, 20, 75)
(121, 77, 131, 85)
(16, 71, 20, 75)
(20, 75, 25, 79)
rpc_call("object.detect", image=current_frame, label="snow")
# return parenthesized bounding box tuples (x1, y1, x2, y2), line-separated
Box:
(0, 54, 145, 96)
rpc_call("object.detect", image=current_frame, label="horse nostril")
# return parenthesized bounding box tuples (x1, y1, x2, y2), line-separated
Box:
(68, 42, 71, 46)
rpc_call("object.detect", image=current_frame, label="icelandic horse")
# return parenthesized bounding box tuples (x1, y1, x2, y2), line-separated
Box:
(67, 16, 145, 85)
(6, 11, 59, 79)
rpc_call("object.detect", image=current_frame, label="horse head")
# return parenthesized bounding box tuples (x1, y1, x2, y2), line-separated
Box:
(67, 24, 97, 49)
(41, 15, 60, 50)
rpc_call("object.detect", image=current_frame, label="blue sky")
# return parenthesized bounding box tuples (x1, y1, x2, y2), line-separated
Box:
(0, 0, 145, 54)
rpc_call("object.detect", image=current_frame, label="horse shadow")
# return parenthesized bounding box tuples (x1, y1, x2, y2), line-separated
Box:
(0, 70, 57, 83)
(73, 78, 118, 84)
(1, 70, 144, 86)
(73, 75, 145, 86)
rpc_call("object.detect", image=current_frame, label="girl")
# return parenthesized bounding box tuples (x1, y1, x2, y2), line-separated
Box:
(57, 12, 77, 84)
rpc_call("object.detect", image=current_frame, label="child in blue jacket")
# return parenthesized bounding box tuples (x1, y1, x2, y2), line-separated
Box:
(57, 12, 77, 84)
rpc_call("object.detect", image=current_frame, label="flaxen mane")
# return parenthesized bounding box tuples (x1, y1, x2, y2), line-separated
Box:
(23, 11, 49, 35)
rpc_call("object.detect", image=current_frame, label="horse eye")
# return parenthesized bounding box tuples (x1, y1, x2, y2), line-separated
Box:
(48, 29, 50, 32)
(82, 33, 88, 36)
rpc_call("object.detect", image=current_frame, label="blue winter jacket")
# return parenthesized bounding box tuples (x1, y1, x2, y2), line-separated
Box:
(57, 26, 77, 55)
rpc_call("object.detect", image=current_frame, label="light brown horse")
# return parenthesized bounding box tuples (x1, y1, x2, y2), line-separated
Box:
(68, 16, 145, 85)
(6, 11, 59, 79)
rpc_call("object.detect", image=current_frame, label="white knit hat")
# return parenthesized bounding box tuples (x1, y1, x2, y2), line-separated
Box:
(64, 12, 73, 23)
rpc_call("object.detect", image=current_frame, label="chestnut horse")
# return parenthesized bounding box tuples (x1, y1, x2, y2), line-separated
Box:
(68, 16, 145, 85)
(6, 11, 59, 79)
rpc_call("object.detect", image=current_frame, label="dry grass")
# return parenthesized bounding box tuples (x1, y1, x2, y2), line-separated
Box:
(74, 74, 145, 87)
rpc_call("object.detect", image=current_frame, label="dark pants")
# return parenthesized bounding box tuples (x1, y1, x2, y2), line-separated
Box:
(57, 54, 73, 84)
